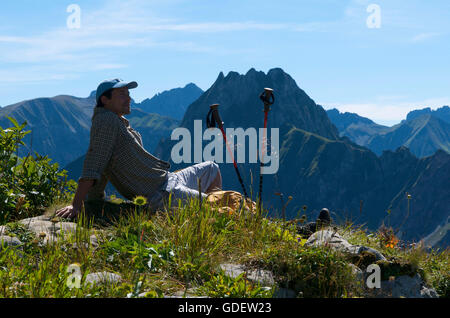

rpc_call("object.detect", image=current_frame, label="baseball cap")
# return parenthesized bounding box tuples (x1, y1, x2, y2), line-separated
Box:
(96, 79, 138, 103)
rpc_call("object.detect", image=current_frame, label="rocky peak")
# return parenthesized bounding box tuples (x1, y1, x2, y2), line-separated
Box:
(181, 68, 339, 140)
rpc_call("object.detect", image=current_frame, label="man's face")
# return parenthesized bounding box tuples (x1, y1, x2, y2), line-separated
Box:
(102, 87, 131, 116)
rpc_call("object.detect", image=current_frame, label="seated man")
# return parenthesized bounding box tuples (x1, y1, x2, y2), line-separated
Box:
(56, 79, 222, 219)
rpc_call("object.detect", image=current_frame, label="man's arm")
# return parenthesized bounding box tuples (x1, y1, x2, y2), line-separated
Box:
(57, 114, 119, 218)
(56, 179, 94, 218)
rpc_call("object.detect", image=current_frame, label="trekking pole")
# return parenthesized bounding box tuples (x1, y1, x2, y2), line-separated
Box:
(258, 88, 275, 212)
(206, 104, 249, 198)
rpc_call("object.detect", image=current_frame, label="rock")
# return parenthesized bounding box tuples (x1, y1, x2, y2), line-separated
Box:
(305, 230, 387, 261)
(164, 288, 208, 298)
(85, 272, 122, 285)
(0, 235, 22, 248)
(219, 263, 275, 286)
(346, 245, 387, 262)
(89, 234, 99, 247)
(348, 263, 364, 279)
(55, 222, 78, 236)
(365, 273, 438, 298)
(0, 225, 6, 236)
(305, 229, 353, 250)
(17, 215, 82, 244)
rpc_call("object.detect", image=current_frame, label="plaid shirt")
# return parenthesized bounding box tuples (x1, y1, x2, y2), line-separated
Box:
(79, 107, 170, 201)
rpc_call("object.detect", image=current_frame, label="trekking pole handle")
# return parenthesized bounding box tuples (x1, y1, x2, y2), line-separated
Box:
(210, 104, 224, 129)
(259, 88, 275, 112)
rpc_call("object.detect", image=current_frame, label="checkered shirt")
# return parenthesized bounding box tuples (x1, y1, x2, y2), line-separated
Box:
(79, 107, 170, 201)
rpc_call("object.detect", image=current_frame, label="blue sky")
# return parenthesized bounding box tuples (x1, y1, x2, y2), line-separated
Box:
(0, 0, 449, 125)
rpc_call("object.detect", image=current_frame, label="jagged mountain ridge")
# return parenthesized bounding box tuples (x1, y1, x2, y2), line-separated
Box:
(366, 114, 450, 157)
(0, 84, 196, 167)
(406, 105, 450, 123)
(327, 107, 450, 158)
(326, 108, 390, 145)
(0, 95, 94, 166)
(138, 83, 203, 120)
(177, 68, 339, 140)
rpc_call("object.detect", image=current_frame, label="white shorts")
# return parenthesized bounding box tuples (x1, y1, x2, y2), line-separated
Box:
(148, 161, 220, 208)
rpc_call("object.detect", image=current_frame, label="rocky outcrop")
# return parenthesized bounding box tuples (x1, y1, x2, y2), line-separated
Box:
(85, 272, 122, 285)
(305, 230, 438, 298)
(219, 263, 275, 286)
(16, 215, 99, 246)
(305, 229, 386, 261)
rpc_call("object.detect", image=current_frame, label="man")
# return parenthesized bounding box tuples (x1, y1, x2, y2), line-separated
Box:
(56, 79, 222, 219)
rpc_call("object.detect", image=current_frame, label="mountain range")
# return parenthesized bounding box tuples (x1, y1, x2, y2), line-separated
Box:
(1, 69, 448, 247)
(155, 68, 450, 248)
(327, 107, 450, 158)
(0, 84, 203, 167)
(137, 83, 203, 120)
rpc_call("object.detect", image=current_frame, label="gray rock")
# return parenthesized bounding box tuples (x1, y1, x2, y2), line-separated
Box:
(305, 230, 386, 261)
(18, 216, 83, 244)
(348, 263, 364, 280)
(305, 230, 353, 250)
(163, 288, 208, 298)
(345, 245, 387, 261)
(219, 263, 275, 286)
(366, 273, 438, 298)
(89, 234, 99, 247)
(85, 272, 122, 285)
(0, 235, 22, 248)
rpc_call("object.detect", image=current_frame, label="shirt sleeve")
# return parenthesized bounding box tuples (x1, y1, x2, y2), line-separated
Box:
(79, 115, 119, 184)
(86, 172, 109, 201)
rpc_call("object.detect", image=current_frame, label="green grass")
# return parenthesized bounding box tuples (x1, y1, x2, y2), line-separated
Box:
(0, 196, 448, 298)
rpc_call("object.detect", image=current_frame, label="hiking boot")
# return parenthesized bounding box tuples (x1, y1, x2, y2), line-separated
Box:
(317, 208, 331, 226)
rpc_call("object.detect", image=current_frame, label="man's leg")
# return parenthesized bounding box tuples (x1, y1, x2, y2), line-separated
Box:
(175, 161, 221, 191)
(206, 168, 222, 193)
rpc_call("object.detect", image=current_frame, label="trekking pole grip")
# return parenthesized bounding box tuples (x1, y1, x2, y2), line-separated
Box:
(260, 88, 275, 112)
(210, 104, 224, 129)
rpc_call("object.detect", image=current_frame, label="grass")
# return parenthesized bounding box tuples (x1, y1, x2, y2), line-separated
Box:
(0, 195, 448, 298)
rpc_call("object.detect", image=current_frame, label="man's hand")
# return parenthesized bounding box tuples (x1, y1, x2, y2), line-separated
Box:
(55, 205, 80, 219)
(56, 179, 94, 219)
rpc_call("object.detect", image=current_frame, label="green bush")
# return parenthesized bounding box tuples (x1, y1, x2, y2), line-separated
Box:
(0, 117, 77, 223)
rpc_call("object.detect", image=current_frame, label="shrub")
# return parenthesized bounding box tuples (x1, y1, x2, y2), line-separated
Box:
(0, 117, 76, 223)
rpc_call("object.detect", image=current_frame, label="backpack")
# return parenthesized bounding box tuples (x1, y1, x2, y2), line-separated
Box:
(205, 191, 256, 215)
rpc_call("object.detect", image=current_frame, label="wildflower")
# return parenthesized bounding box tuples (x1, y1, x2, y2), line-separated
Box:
(51, 217, 59, 223)
(385, 236, 399, 249)
(407, 194, 412, 199)
(133, 195, 147, 206)
(302, 205, 307, 211)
